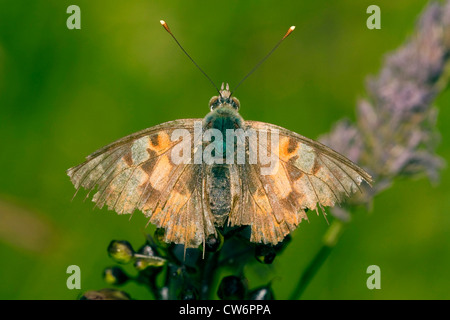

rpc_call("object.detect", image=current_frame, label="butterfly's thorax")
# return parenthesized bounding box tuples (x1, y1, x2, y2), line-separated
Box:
(203, 105, 244, 225)
(203, 105, 244, 131)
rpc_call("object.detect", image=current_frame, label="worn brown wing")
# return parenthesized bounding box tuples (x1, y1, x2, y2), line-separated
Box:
(67, 119, 216, 248)
(228, 120, 372, 245)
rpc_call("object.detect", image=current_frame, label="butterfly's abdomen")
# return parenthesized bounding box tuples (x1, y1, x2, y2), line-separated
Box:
(203, 106, 244, 226)
(207, 164, 231, 226)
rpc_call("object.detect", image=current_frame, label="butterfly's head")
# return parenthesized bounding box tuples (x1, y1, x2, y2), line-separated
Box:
(209, 83, 240, 111)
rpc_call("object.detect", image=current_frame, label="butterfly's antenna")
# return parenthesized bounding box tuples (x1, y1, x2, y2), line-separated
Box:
(160, 20, 221, 96)
(230, 25, 295, 96)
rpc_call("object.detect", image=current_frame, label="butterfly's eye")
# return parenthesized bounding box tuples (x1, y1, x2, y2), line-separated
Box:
(209, 96, 220, 111)
(231, 97, 240, 110)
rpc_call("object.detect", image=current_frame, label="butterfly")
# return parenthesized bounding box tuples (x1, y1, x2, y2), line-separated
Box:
(67, 21, 372, 250)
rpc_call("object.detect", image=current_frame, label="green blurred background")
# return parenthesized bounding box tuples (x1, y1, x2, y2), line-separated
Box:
(1, 0, 449, 300)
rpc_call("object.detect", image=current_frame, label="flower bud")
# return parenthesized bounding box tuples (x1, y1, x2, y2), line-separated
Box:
(134, 243, 166, 270)
(134, 255, 166, 270)
(248, 285, 274, 300)
(205, 233, 223, 252)
(138, 243, 158, 256)
(217, 276, 247, 300)
(255, 245, 276, 264)
(179, 286, 199, 300)
(103, 266, 129, 285)
(154, 228, 168, 248)
(107, 240, 134, 264)
(80, 289, 131, 300)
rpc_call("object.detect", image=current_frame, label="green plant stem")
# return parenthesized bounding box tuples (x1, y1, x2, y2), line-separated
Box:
(199, 250, 221, 299)
(289, 220, 345, 300)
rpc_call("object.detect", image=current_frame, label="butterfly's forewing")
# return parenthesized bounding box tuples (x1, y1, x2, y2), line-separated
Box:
(67, 119, 215, 248)
(229, 120, 372, 245)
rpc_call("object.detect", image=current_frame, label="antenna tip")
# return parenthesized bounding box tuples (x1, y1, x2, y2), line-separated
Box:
(282, 25, 296, 40)
(160, 20, 171, 33)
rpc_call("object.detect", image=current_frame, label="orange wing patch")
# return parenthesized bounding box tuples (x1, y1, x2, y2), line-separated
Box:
(277, 135, 300, 161)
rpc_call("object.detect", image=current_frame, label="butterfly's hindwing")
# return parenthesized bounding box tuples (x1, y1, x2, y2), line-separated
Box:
(226, 120, 372, 245)
(67, 119, 216, 248)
